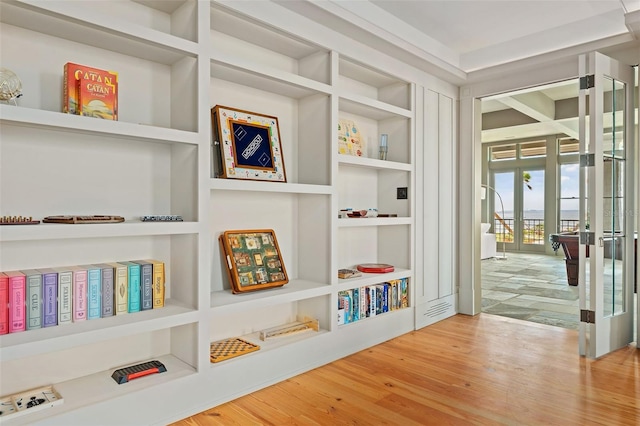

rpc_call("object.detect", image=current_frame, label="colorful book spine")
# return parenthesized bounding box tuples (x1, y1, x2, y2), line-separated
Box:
(97, 264, 114, 318)
(352, 287, 360, 321)
(6, 271, 26, 333)
(55, 267, 73, 325)
(400, 278, 409, 308)
(133, 260, 153, 311)
(84, 265, 102, 320)
(368, 286, 377, 317)
(360, 286, 367, 320)
(149, 259, 165, 309)
(120, 262, 141, 313)
(22, 270, 43, 330)
(107, 262, 128, 315)
(0, 272, 9, 334)
(70, 266, 87, 322)
(39, 269, 58, 327)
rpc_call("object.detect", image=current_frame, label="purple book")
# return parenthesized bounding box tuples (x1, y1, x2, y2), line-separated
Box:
(38, 268, 58, 327)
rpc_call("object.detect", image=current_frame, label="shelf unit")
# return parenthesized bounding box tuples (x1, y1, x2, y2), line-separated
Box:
(0, 1, 416, 423)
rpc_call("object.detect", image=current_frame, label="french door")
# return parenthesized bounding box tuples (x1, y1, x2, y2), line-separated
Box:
(578, 52, 635, 358)
(491, 167, 545, 252)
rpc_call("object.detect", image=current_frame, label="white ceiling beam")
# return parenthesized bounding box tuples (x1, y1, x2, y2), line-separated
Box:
(495, 92, 579, 139)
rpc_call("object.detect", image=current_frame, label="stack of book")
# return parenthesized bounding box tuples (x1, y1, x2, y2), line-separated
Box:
(337, 277, 408, 325)
(0, 259, 165, 335)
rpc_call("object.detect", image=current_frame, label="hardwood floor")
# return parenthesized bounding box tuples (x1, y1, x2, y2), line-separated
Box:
(172, 314, 639, 426)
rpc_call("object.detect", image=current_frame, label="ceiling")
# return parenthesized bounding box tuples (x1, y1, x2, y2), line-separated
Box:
(279, 0, 640, 82)
(275, 1, 640, 144)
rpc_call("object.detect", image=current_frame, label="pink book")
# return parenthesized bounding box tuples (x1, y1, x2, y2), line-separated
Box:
(69, 266, 87, 322)
(0, 272, 8, 334)
(6, 271, 26, 333)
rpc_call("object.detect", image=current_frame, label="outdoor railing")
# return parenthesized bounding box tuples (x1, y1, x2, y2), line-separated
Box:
(492, 218, 579, 245)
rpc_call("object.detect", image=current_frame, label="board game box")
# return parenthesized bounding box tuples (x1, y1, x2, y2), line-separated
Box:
(219, 229, 288, 293)
(63, 62, 118, 120)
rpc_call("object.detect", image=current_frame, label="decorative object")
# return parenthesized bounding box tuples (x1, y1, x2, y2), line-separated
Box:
(0, 67, 23, 105)
(481, 184, 507, 259)
(219, 229, 288, 293)
(42, 215, 125, 224)
(356, 263, 395, 273)
(338, 118, 364, 156)
(379, 133, 388, 160)
(0, 385, 63, 421)
(0, 216, 40, 225)
(141, 215, 183, 222)
(111, 360, 167, 384)
(259, 317, 319, 340)
(210, 337, 260, 363)
(211, 105, 286, 182)
(338, 268, 362, 279)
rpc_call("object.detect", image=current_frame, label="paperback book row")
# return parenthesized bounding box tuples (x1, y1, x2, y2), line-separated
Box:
(0, 260, 165, 335)
(337, 278, 409, 325)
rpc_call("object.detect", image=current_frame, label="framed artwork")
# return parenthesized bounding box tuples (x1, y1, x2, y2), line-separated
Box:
(219, 229, 289, 293)
(211, 105, 287, 182)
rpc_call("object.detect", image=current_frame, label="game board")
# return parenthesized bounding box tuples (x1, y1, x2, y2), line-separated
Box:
(209, 337, 260, 363)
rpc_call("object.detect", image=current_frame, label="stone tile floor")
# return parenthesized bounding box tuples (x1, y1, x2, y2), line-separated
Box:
(481, 252, 637, 331)
(481, 252, 581, 330)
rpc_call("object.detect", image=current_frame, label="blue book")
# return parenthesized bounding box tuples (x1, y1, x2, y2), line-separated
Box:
(132, 260, 153, 311)
(96, 264, 114, 318)
(83, 265, 102, 320)
(352, 287, 360, 321)
(120, 262, 141, 313)
(22, 269, 42, 330)
(38, 268, 58, 327)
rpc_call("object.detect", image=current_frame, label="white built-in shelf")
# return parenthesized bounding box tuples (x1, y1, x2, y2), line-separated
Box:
(210, 280, 330, 314)
(0, 105, 200, 145)
(208, 328, 330, 369)
(0, 221, 200, 242)
(209, 179, 333, 195)
(0, 0, 198, 64)
(337, 268, 412, 290)
(15, 354, 197, 425)
(337, 154, 412, 171)
(339, 95, 412, 120)
(338, 217, 412, 227)
(0, 300, 197, 361)
(210, 57, 333, 99)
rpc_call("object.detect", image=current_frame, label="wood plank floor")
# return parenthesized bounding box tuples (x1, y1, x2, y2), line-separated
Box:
(171, 314, 639, 426)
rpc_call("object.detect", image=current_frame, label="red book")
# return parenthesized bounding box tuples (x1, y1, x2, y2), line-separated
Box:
(0, 272, 8, 335)
(6, 271, 26, 333)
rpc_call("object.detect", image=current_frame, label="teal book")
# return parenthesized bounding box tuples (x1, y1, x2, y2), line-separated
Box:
(22, 269, 42, 330)
(120, 261, 141, 313)
(132, 260, 153, 311)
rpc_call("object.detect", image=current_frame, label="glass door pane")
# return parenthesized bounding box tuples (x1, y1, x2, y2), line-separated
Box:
(493, 171, 514, 246)
(522, 169, 545, 246)
(602, 76, 626, 318)
(559, 163, 579, 232)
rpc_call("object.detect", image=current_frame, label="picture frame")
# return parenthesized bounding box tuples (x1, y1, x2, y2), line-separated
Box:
(211, 105, 287, 182)
(219, 229, 289, 294)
